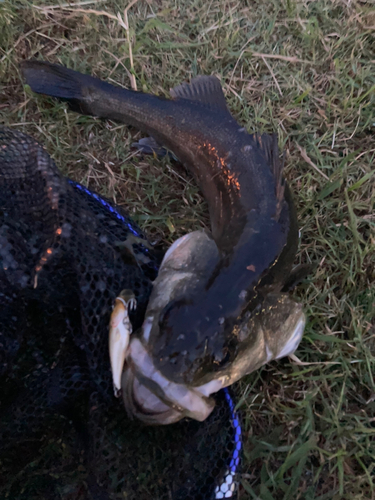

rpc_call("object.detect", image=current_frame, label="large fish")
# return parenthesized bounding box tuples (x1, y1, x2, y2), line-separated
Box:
(22, 61, 306, 424)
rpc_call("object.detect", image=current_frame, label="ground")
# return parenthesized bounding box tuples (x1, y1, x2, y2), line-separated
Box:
(0, 0, 374, 499)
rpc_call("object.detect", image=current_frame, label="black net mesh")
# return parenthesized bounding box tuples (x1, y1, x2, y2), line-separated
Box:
(0, 128, 242, 500)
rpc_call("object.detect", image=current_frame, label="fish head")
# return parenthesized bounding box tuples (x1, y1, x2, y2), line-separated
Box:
(150, 292, 306, 389)
(121, 228, 305, 424)
(145, 295, 242, 386)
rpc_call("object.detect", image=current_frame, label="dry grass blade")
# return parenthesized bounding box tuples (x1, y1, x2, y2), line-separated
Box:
(248, 51, 310, 63)
(33, 0, 108, 9)
(296, 143, 330, 181)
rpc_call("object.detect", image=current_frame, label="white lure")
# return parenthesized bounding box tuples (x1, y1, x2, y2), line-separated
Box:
(109, 290, 137, 396)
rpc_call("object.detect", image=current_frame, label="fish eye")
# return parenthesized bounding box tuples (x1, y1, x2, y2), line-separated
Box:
(214, 348, 231, 368)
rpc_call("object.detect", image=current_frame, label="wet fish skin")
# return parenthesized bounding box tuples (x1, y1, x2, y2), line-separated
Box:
(121, 291, 305, 424)
(193, 293, 305, 389)
(21, 61, 298, 386)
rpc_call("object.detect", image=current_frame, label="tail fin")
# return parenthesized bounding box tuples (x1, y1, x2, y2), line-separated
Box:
(21, 60, 92, 102)
(21, 60, 158, 129)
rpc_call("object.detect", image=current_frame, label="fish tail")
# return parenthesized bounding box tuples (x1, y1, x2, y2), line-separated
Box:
(21, 60, 92, 100)
(20, 60, 117, 116)
(21, 60, 165, 127)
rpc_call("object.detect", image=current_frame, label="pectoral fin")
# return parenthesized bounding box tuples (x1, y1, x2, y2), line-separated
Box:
(131, 136, 169, 157)
(281, 263, 316, 292)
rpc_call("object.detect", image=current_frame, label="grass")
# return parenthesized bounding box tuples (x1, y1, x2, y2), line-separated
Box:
(1, 0, 374, 498)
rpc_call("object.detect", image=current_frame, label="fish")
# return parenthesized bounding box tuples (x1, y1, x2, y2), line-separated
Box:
(21, 61, 306, 424)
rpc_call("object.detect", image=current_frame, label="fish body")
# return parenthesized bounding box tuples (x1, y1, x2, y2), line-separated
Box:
(22, 62, 304, 423)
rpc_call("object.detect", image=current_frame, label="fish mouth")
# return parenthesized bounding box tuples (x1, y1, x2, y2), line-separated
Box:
(121, 338, 221, 425)
(121, 367, 183, 425)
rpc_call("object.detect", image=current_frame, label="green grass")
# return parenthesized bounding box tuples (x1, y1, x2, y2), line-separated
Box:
(1, 0, 374, 498)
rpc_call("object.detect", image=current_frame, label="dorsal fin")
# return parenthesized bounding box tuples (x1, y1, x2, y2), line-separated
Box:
(170, 75, 230, 113)
(253, 133, 285, 218)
